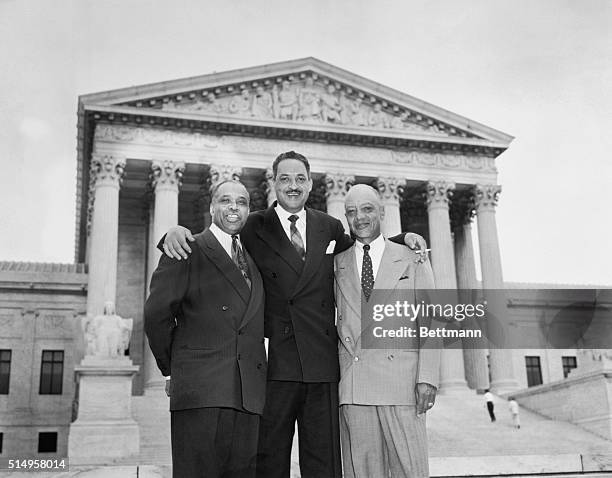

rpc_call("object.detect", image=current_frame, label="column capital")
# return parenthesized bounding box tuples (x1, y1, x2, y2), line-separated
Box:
(426, 180, 455, 210)
(450, 190, 476, 230)
(150, 160, 185, 193)
(376, 176, 405, 203)
(209, 164, 243, 187)
(90, 154, 126, 189)
(474, 184, 502, 212)
(325, 173, 354, 200)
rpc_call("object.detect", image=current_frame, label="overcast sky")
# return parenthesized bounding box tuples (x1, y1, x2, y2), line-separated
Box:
(1, 0, 610, 285)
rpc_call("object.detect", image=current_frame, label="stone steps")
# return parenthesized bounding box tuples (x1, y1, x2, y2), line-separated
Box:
(123, 387, 612, 476)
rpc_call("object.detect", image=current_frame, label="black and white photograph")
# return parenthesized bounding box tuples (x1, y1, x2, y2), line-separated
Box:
(0, 1, 611, 477)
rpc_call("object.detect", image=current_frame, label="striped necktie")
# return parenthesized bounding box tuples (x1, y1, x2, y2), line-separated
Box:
(231, 235, 251, 289)
(288, 214, 306, 261)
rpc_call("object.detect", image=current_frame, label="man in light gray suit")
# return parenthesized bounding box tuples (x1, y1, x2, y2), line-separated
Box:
(334, 184, 440, 478)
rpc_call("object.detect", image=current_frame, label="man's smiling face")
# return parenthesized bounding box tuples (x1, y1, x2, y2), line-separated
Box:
(344, 184, 384, 244)
(273, 158, 312, 213)
(210, 181, 250, 235)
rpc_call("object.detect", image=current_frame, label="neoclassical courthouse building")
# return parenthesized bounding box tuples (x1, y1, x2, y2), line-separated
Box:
(0, 59, 608, 462)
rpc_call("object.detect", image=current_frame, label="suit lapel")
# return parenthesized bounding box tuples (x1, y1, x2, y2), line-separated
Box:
(356, 241, 410, 347)
(238, 249, 263, 329)
(255, 204, 304, 275)
(335, 247, 361, 311)
(292, 208, 327, 296)
(335, 247, 362, 352)
(198, 229, 251, 306)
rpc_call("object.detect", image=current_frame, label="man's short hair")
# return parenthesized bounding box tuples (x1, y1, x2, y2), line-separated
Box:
(210, 179, 249, 203)
(272, 151, 310, 179)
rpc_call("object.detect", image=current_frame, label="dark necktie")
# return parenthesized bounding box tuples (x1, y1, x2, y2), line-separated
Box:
(288, 214, 306, 261)
(231, 235, 251, 289)
(361, 244, 374, 301)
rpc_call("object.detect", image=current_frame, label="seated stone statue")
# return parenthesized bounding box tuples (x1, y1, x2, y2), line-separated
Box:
(84, 302, 133, 358)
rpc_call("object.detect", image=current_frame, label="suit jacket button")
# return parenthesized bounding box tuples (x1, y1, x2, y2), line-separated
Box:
(237, 353, 241, 360)
(272, 272, 277, 278)
(257, 363, 262, 369)
(238, 330, 243, 335)
(284, 326, 290, 334)
(222, 305, 229, 311)
(354, 356, 359, 362)
(388, 354, 394, 361)
(345, 337, 351, 342)
(288, 299, 293, 305)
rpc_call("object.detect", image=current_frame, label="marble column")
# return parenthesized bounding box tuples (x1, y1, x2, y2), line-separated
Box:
(325, 173, 354, 232)
(426, 180, 468, 392)
(376, 176, 404, 237)
(264, 167, 277, 206)
(144, 159, 185, 391)
(453, 201, 490, 392)
(86, 154, 125, 318)
(474, 184, 518, 393)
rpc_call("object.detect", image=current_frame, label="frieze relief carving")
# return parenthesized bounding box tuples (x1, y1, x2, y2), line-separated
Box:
(149, 75, 457, 136)
(38, 314, 73, 336)
(92, 124, 497, 174)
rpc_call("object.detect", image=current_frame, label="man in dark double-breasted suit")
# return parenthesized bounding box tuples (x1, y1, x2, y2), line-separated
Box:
(145, 180, 267, 478)
(163, 151, 426, 478)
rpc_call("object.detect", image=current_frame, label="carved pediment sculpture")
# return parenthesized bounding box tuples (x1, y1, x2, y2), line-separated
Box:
(151, 75, 449, 135)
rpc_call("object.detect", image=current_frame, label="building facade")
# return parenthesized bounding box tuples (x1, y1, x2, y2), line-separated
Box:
(0, 58, 601, 459)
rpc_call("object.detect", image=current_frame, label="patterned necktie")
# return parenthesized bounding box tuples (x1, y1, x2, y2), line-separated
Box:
(231, 235, 251, 289)
(288, 214, 306, 261)
(361, 244, 374, 301)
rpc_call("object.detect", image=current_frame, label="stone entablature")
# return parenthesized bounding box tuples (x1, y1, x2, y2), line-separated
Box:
(92, 124, 498, 184)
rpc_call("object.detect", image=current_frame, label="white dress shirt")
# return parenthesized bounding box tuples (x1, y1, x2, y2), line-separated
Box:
(275, 204, 307, 252)
(210, 223, 244, 258)
(354, 234, 385, 282)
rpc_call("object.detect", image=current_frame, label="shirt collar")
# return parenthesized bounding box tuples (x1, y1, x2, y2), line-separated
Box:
(210, 222, 240, 244)
(275, 203, 306, 223)
(354, 233, 385, 253)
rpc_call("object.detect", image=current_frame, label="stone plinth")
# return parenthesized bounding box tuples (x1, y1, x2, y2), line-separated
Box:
(68, 357, 140, 464)
(508, 362, 612, 441)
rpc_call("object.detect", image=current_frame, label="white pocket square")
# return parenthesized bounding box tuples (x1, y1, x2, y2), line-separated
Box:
(325, 240, 336, 254)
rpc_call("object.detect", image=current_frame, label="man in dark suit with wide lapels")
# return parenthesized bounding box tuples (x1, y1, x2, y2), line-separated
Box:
(162, 151, 426, 478)
(144, 180, 267, 478)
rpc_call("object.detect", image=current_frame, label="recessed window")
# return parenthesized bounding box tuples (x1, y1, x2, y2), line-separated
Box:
(525, 356, 543, 387)
(39, 350, 64, 395)
(38, 432, 57, 453)
(0, 432, 3, 453)
(562, 356, 577, 378)
(0, 350, 10, 394)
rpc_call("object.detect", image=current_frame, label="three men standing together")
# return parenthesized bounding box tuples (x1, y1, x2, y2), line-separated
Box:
(145, 151, 438, 478)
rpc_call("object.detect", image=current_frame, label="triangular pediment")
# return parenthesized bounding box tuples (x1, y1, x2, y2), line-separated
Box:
(80, 57, 512, 146)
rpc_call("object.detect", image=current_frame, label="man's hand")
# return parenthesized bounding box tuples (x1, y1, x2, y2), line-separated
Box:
(416, 382, 437, 415)
(165, 378, 172, 397)
(163, 226, 195, 260)
(404, 233, 427, 251)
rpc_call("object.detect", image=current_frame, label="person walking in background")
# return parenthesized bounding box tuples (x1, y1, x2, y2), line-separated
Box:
(508, 397, 520, 429)
(484, 389, 496, 422)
